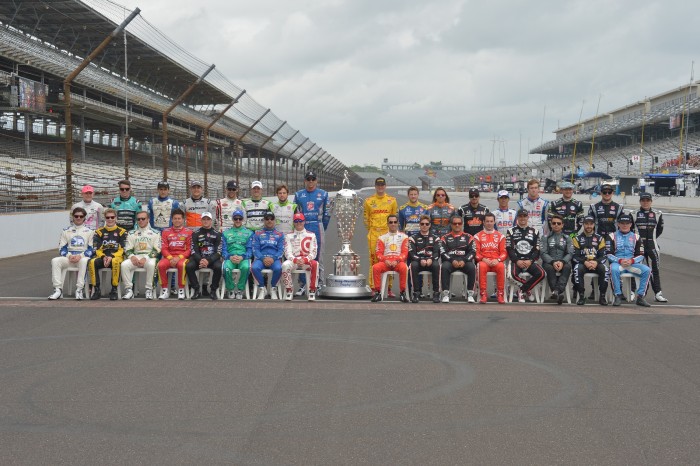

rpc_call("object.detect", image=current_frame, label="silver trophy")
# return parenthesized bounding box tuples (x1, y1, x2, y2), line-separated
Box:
(320, 171, 372, 298)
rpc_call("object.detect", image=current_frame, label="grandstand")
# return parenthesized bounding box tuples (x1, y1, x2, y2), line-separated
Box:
(380, 163, 471, 190)
(454, 82, 700, 192)
(0, 1, 360, 212)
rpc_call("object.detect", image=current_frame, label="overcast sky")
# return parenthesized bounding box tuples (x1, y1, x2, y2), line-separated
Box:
(117, 0, 698, 169)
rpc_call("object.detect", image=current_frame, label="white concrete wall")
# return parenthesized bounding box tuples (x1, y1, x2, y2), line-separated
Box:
(0, 210, 67, 258)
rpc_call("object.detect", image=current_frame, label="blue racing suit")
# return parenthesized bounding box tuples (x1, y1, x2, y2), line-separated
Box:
(251, 227, 285, 287)
(606, 230, 650, 297)
(398, 202, 428, 238)
(293, 188, 330, 284)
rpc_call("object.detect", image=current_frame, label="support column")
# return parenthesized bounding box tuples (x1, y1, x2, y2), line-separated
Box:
(63, 8, 140, 208)
(24, 114, 31, 158)
(233, 108, 270, 185)
(161, 64, 215, 180)
(203, 91, 245, 197)
(80, 115, 86, 162)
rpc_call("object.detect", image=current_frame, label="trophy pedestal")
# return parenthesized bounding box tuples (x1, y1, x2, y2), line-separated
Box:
(321, 275, 373, 299)
(322, 185, 372, 299)
(319, 251, 372, 299)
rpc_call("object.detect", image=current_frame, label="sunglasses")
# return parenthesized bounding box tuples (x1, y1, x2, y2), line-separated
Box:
(227, 188, 237, 191)
(137, 217, 148, 221)
(551, 221, 563, 226)
(306, 177, 317, 181)
(105, 216, 116, 219)
(387, 220, 398, 224)
(264, 217, 275, 221)
(119, 187, 130, 192)
(602, 191, 613, 194)
(419, 222, 430, 226)
(435, 193, 446, 197)
(469, 195, 479, 199)
(452, 222, 463, 226)
(73, 214, 85, 219)
(293, 219, 305, 223)
(233, 217, 243, 221)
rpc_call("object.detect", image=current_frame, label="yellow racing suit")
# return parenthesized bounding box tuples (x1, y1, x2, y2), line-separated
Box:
(363, 193, 398, 288)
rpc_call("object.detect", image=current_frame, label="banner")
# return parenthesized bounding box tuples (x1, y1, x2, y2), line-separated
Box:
(669, 114, 681, 130)
(17, 77, 47, 113)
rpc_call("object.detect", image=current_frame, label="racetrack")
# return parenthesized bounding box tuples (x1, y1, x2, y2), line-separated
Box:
(1, 195, 699, 464)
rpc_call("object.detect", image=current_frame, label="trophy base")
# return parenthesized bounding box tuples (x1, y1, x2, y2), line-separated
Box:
(320, 275, 373, 299)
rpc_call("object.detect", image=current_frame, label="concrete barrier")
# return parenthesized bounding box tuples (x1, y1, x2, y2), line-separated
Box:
(414, 190, 700, 263)
(0, 210, 67, 258)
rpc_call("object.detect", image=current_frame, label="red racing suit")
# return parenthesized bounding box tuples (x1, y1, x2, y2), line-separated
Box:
(158, 226, 193, 288)
(372, 231, 409, 292)
(474, 229, 507, 295)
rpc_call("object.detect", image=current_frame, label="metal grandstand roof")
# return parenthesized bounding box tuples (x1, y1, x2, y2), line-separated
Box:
(0, 0, 231, 105)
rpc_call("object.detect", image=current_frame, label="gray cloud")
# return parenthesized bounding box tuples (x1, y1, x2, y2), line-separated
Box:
(118, 0, 699, 168)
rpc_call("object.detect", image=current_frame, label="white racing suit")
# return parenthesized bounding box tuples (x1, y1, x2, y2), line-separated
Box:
(281, 228, 319, 292)
(121, 225, 162, 292)
(51, 224, 94, 291)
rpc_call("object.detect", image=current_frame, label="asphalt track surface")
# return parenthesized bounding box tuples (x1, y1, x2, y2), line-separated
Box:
(1, 199, 700, 464)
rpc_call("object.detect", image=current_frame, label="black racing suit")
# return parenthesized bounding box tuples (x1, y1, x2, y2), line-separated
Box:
(186, 227, 223, 291)
(438, 231, 476, 293)
(506, 225, 545, 293)
(631, 207, 664, 293)
(458, 202, 489, 236)
(571, 231, 608, 295)
(408, 232, 440, 293)
(588, 200, 623, 237)
(548, 197, 584, 236)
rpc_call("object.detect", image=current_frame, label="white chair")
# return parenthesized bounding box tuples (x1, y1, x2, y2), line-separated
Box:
(156, 268, 187, 296)
(619, 272, 636, 300)
(291, 269, 312, 299)
(446, 270, 473, 300)
(379, 270, 410, 300)
(128, 267, 148, 297)
(97, 268, 121, 299)
(217, 269, 251, 300)
(252, 269, 283, 299)
(61, 266, 90, 297)
(580, 272, 616, 302)
(543, 272, 571, 304)
(186, 267, 213, 299)
(418, 270, 434, 297)
(475, 271, 501, 298)
(507, 270, 545, 303)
